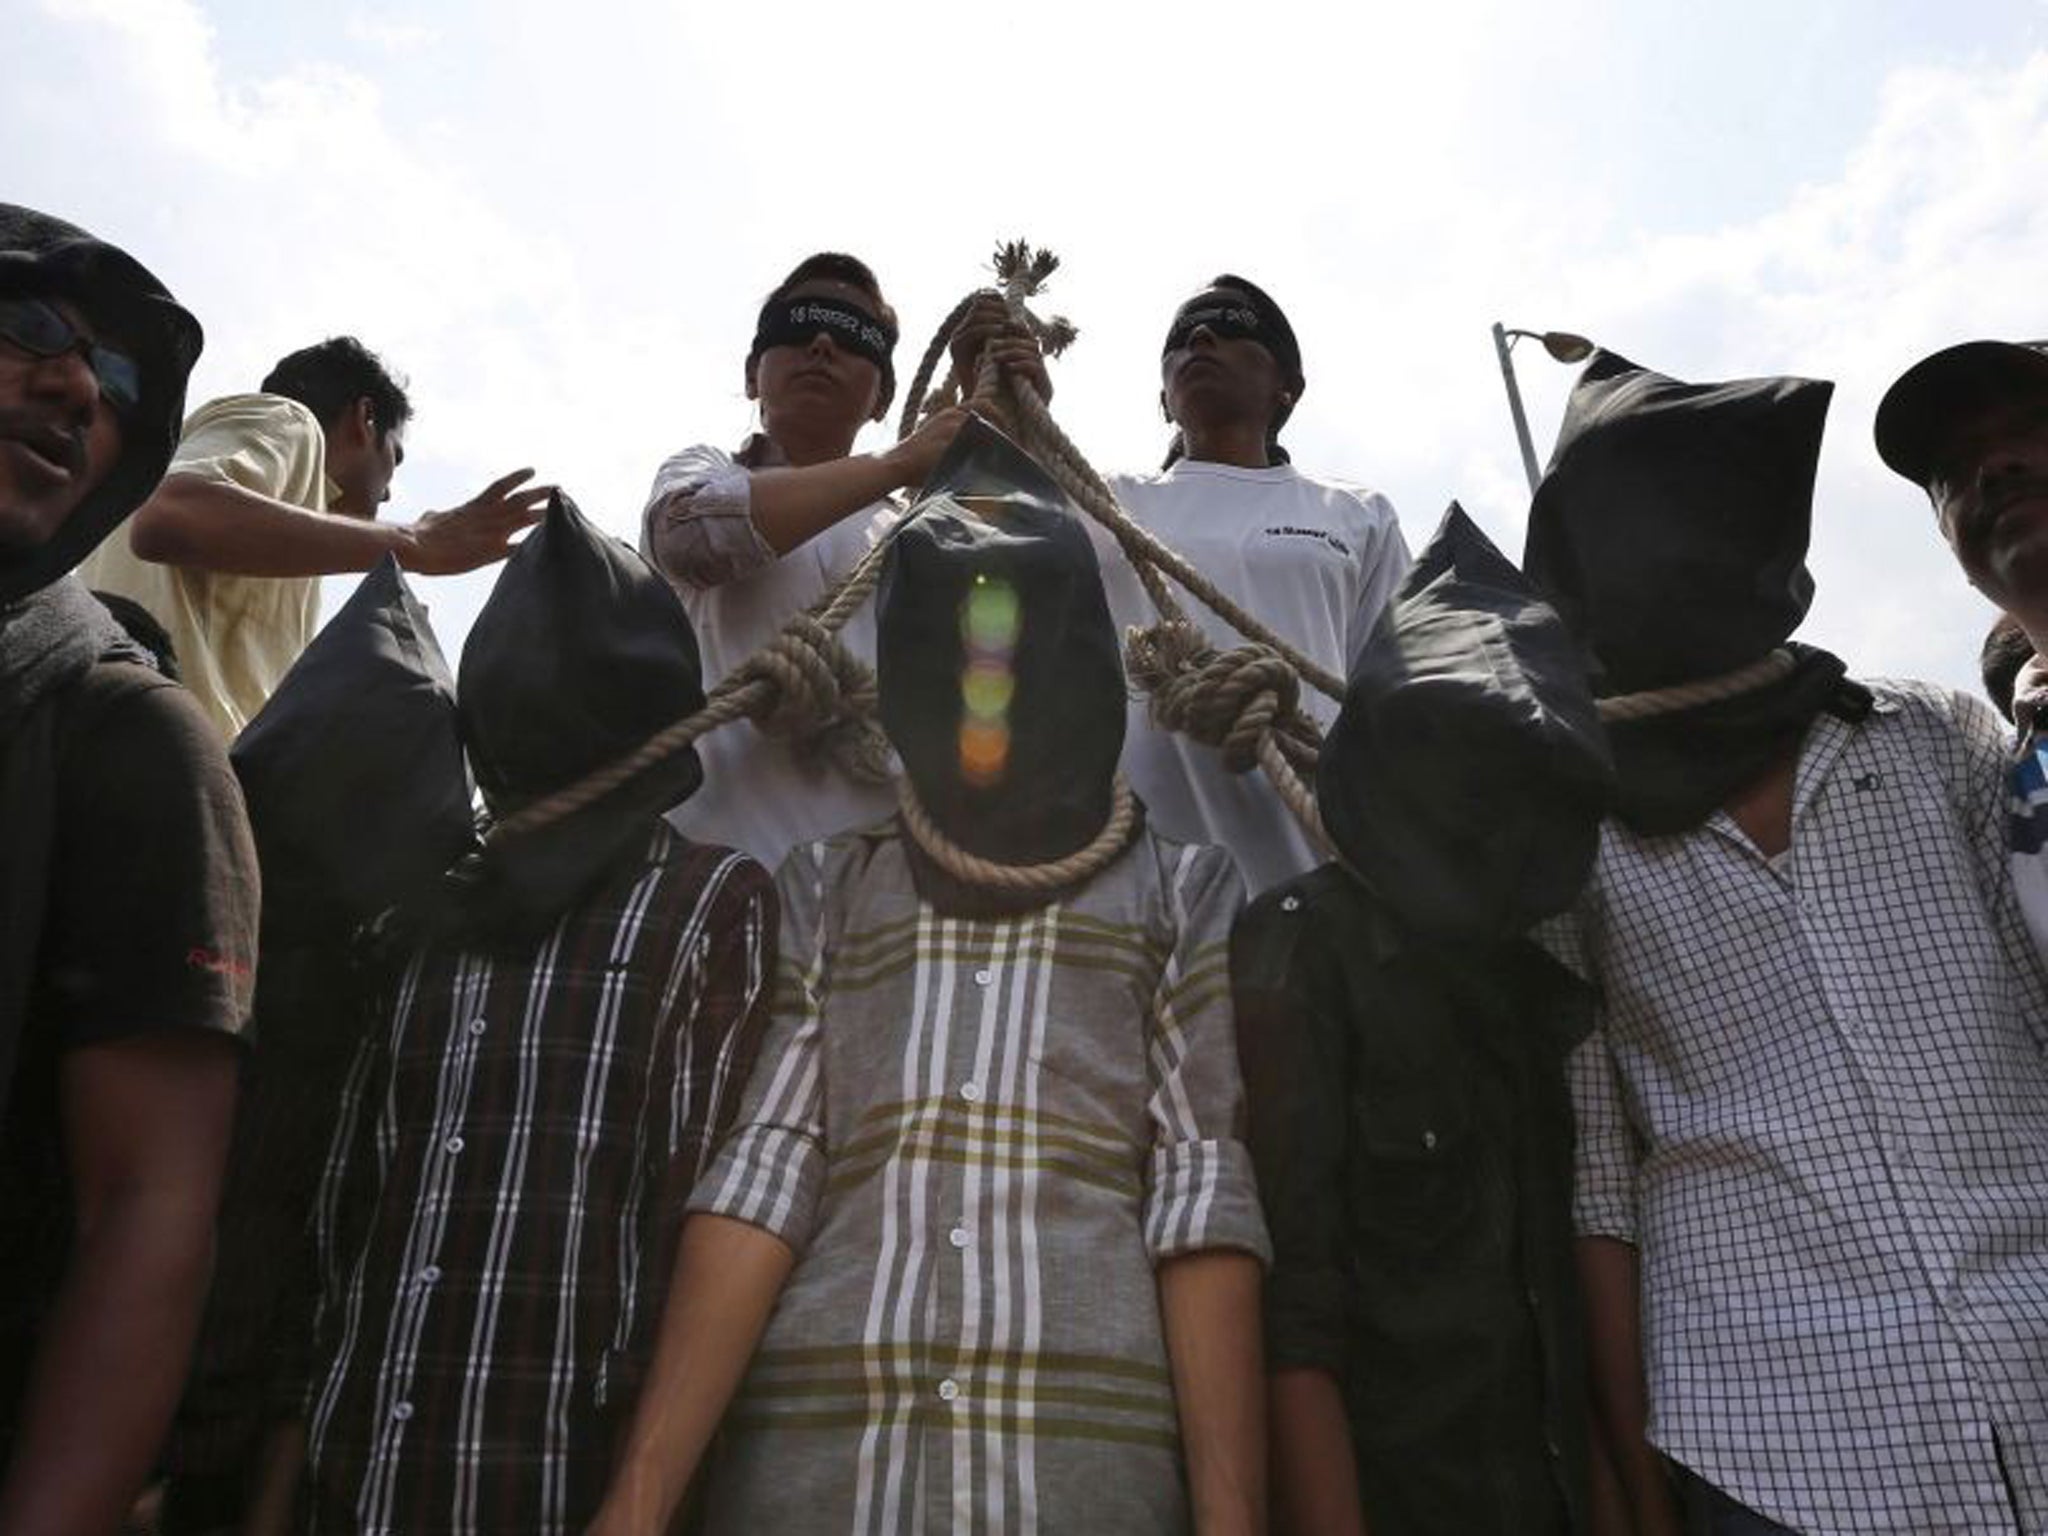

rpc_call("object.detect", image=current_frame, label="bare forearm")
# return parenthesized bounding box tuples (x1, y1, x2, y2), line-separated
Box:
(1160, 1251, 1267, 1536)
(590, 1215, 796, 1536)
(0, 1197, 218, 1533)
(241, 1420, 306, 1536)
(1577, 1237, 1680, 1536)
(129, 476, 415, 576)
(1268, 1368, 1366, 1536)
(746, 452, 908, 556)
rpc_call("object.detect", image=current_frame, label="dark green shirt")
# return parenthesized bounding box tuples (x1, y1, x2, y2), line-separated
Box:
(1232, 865, 1594, 1536)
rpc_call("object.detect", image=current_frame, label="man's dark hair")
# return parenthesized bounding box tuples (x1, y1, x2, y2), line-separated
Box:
(261, 336, 412, 440)
(1982, 613, 2035, 723)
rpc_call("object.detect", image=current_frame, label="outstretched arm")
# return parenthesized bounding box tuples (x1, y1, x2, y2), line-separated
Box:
(130, 466, 551, 578)
(585, 1215, 795, 1536)
(0, 1032, 239, 1536)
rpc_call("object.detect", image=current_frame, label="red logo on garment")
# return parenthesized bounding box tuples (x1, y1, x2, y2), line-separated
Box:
(186, 947, 253, 980)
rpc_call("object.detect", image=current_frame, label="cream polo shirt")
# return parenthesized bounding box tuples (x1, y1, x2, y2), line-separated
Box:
(80, 393, 339, 739)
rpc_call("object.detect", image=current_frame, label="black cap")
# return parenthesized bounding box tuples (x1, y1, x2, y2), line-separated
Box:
(1875, 340, 2048, 488)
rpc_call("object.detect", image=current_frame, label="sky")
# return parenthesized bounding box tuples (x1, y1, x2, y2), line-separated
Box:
(7, 0, 2048, 693)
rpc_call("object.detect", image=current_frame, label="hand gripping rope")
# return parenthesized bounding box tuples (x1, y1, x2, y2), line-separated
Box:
(484, 242, 1333, 883)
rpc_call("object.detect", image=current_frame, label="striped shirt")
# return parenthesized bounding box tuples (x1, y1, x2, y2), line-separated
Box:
(691, 820, 1270, 1535)
(301, 827, 774, 1535)
(1559, 681, 2048, 1534)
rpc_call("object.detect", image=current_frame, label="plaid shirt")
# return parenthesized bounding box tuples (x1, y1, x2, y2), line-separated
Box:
(690, 821, 1270, 1535)
(301, 827, 774, 1535)
(1558, 681, 2048, 1534)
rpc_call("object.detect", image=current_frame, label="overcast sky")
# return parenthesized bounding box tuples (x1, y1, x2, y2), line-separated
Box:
(9, 0, 2047, 692)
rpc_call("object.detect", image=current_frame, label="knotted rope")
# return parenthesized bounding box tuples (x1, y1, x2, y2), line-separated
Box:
(484, 240, 1334, 865)
(898, 773, 1141, 893)
(483, 543, 892, 848)
(906, 245, 1332, 847)
(1595, 648, 1797, 723)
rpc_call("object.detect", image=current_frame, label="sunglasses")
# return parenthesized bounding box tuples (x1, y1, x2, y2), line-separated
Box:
(0, 297, 143, 417)
(1162, 303, 1270, 355)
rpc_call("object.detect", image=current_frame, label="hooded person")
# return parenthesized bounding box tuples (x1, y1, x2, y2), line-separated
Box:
(1520, 350, 2048, 1536)
(1521, 348, 1863, 833)
(1232, 505, 1613, 1536)
(278, 491, 777, 1535)
(947, 272, 1413, 896)
(0, 205, 260, 1532)
(585, 419, 1273, 1536)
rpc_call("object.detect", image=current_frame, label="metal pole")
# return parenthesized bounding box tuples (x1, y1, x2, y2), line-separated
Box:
(1492, 321, 1542, 493)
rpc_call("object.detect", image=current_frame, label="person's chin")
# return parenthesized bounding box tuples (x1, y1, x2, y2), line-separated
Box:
(0, 482, 78, 555)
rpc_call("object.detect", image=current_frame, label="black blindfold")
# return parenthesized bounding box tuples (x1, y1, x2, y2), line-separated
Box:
(752, 295, 897, 374)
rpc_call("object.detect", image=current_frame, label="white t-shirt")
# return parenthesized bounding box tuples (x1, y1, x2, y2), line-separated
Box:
(643, 444, 901, 869)
(1098, 460, 1410, 893)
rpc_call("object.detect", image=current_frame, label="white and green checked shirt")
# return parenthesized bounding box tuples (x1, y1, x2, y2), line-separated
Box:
(690, 819, 1270, 1534)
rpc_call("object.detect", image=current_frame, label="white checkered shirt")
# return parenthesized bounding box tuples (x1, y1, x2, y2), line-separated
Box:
(1558, 680, 2048, 1535)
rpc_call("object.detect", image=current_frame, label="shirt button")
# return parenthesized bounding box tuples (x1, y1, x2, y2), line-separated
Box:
(420, 1266, 442, 1285)
(973, 969, 993, 986)
(392, 1402, 414, 1422)
(959, 1081, 982, 1103)
(445, 1136, 465, 1155)
(467, 1018, 487, 1036)
(949, 1227, 970, 1249)
(1421, 1130, 1438, 1151)
(937, 1378, 960, 1402)
(1281, 895, 1301, 912)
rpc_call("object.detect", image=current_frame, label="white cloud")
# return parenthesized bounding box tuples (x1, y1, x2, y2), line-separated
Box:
(8, 0, 2047, 696)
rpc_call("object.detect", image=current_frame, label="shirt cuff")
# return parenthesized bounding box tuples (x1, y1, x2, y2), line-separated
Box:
(687, 1122, 826, 1253)
(1264, 1265, 1347, 1373)
(1143, 1138, 1273, 1267)
(1572, 1167, 1639, 1244)
(647, 464, 776, 587)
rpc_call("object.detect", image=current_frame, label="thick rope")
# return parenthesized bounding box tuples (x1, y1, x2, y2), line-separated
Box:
(1596, 648, 1797, 723)
(481, 244, 1336, 865)
(898, 774, 1141, 893)
(483, 545, 893, 848)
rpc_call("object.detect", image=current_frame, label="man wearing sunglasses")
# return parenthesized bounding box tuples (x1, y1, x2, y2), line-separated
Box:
(0, 204, 257, 1533)
(80, 334, 553, 737)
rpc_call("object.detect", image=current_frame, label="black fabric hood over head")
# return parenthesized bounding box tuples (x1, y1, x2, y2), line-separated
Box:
(444, 492, 705, 941)
(1522, 349, 1832, 694)
(231, 557, 477, 944)
(1321, 505, 1614, 938)
(879, 417, 1125, 882)
(0, 203, 203, 604)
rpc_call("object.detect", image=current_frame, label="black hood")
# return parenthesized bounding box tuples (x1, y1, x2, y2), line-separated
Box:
(878, 418, 1125, 871)
(0, 204, 203, 604)
(1320, 505, 1614, 938)
(1522, 349, 1833, 694)
(445, 491, 705, 940)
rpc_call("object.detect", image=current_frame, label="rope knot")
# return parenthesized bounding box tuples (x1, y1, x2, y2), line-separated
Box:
(740, 615, 893, 783)
(1126, 622, 1308, 773)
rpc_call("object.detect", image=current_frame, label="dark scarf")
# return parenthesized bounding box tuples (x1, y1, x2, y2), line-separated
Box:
(879, 418, 1128, 918)
(1604, 644, 1869, 834)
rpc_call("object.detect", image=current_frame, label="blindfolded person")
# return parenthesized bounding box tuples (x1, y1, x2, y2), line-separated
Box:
(1531, 350, 2048, 1536)
(640, 254, 974, 870)
(79, 334, 553, 739)
(0, 203, 257, 1533)
(953, 275, 1411, 894)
